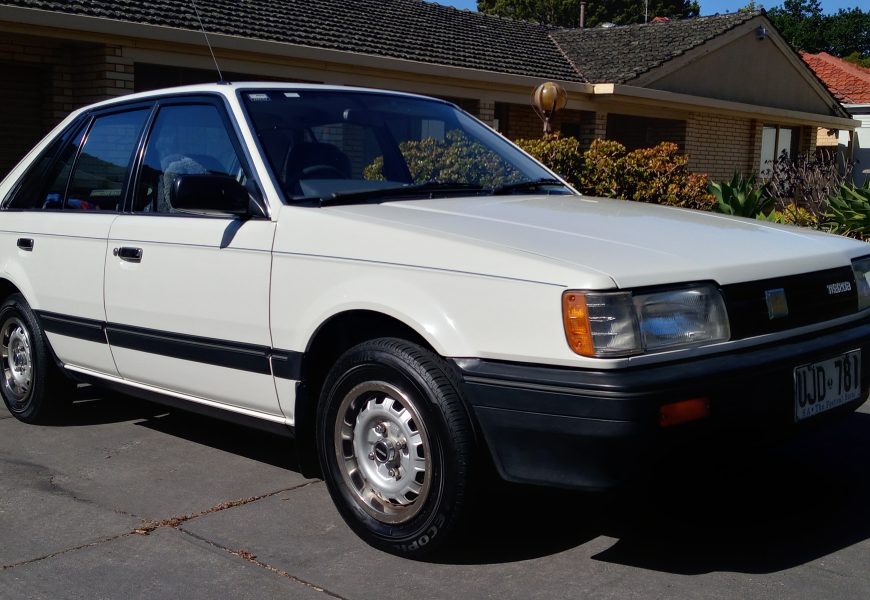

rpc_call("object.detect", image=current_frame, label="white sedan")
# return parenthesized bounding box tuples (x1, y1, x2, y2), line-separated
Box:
(0, 83, 868, 557)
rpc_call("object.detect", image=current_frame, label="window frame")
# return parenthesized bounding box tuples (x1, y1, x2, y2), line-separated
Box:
(62, 103, 154, 213)
(759, 124, 801, 174)
(126, 94, 267, 219)
(236, 87, 466, 206)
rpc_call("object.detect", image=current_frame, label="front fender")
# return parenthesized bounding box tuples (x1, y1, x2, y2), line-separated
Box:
(269, 253, 573, 364)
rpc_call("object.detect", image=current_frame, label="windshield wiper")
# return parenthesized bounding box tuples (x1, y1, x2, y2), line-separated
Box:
(320, 181, 484, 206)
(489, 177, 566, 195)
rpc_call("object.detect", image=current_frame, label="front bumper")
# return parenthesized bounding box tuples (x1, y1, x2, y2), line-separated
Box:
(453, 318, 870, 491)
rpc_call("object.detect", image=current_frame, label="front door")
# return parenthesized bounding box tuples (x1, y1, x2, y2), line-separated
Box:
(103, 99, 281, 419)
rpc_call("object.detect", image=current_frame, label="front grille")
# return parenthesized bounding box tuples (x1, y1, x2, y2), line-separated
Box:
(722, 266, 858, 340)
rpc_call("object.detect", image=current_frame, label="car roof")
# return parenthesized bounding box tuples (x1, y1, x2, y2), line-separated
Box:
(77, 82, 445, 112)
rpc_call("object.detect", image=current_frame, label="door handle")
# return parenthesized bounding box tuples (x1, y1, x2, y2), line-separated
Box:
(113, 247, 143, 263)
(17, 238, 33, 251)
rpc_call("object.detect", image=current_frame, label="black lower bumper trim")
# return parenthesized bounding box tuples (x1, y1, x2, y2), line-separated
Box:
(453, 318, 870, 490)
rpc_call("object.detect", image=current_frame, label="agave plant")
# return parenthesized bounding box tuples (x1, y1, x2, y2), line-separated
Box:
(709, 172, 773, 218)
(826, 182, 870, 241)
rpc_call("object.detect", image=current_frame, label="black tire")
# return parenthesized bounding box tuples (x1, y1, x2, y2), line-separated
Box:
(0, 294, 69, 423)
(316, 337, 475, 557)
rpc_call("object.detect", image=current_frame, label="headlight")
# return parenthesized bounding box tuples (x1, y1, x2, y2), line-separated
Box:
(851, 256, 870, 310)
(562, 284, 730, 357)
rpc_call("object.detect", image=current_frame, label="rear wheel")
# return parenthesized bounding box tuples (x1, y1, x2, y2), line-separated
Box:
(0, 294, 69, 423)
(317, 338, 475, 557)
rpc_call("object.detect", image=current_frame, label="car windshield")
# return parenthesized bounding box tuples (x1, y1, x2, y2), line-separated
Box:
(239, 89, 572, 204)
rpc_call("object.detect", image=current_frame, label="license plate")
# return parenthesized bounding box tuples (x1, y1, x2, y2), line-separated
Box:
(794, 349, 862, 422)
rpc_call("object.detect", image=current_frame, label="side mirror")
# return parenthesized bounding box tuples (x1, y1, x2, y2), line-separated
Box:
(171, 174, 261, 217)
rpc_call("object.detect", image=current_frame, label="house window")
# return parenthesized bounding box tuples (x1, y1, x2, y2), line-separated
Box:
(605, 114, 687, 152)
(759, 125, 799, 173)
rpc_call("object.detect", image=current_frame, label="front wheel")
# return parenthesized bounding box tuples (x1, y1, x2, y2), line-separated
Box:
(316, 338, 475, 557)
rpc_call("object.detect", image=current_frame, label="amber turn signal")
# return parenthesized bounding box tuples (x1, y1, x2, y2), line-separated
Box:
(562, 292, 594, 356)
(658, 397, 711, 427)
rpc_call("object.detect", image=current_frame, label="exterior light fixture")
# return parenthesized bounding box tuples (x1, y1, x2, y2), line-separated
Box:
(756, 25, 768, 40)
(531, 81, 568, 134)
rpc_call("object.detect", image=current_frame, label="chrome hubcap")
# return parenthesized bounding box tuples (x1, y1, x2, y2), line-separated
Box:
(334, 381, 430, 524)
(1, 317, 33, 408)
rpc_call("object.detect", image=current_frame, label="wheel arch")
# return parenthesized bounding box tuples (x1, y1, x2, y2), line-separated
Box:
(294, 309, 472, 479)
(0, 277, 24, 305)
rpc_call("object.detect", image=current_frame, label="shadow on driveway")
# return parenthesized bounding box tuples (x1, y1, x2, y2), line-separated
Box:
(51, 387, 870, 573)
(449, 411, 870, 573)
(62, 385, 299, 471)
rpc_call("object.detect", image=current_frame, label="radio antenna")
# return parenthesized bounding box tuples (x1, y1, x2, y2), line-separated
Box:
(190, 0, 225, 83)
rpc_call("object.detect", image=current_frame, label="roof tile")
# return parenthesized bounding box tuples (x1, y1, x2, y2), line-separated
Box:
(551, 11, 758, 83)
(0, 1, 765, 85)
(801, 52, 870, 104)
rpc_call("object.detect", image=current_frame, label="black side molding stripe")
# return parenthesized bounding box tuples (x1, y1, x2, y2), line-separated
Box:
(36, 310, 303, 380)
(106, 325, 274, 375)
(36, 310, 107, 344)
(270, 351, 303, 380)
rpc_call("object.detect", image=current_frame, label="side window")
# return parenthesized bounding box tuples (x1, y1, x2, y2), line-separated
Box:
(4, 123, 85, 210)
(42, 126, 86, 210)
(66, 109, 150, 211)
(134, 104, 249, 213)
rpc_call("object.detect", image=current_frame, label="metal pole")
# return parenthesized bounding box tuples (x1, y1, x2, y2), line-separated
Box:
(580, 1, 586, 28)
(644, 0, 648, 23)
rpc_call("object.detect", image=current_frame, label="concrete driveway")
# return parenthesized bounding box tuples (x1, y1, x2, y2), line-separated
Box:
(2, 385, 870, 599)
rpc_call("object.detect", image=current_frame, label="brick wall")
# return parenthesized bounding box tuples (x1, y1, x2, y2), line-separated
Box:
(0, 33, 135, 178)
(70, 44, 135, 106)
(816, 127, 839, 148)
(685, 112, 757, 181)
(798, 125, 817, 156)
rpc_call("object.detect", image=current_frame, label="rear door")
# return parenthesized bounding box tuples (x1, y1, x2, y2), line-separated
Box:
(103, 97, 282, 419)
(0, 106, 151, 376)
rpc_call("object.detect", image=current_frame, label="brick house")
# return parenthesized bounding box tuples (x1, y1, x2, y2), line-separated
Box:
(0, 0, 857, 182)
(801, 51, 870, 184)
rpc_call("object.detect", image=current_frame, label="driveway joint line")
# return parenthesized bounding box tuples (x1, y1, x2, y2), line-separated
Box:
(2, 533, 134, 571)
(178, 527, 351, 600)
(133, 481, 317, 534)
(1, 482, 318, 572)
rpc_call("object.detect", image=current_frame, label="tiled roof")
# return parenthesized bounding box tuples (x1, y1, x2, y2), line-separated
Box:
(0, 0, 582, 81)
(801, 52, 870, 105)
(0, 1, 761, 85)
(551, 11, 759, 83)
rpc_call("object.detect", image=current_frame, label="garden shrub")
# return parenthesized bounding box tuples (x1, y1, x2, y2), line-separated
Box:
(513, 134, 584, 188)
(579, 139, 714, 210)
(577, 139, 624, 198)
(709, 171, 774, 218)
(764, 150, 853, 226)
(768, 204, 823, 228)
(825, 182, 870, 241)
